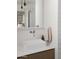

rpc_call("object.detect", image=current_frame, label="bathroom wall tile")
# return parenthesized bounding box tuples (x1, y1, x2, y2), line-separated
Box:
(17, 28, 46, 42)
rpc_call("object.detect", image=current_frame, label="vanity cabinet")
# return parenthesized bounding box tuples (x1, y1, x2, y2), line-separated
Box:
(17, 49, 55, 59)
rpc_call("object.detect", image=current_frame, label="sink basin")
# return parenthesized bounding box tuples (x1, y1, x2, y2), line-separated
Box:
(23, 39, 46, 49)
(17, 39, 53, 57)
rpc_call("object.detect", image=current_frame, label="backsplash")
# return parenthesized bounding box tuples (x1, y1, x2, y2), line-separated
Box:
(17, 28, 48, 43)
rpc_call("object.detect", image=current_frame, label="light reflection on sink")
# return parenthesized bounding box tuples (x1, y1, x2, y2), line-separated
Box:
(17, 39, 46, 51)
(23, 39, 46, 49)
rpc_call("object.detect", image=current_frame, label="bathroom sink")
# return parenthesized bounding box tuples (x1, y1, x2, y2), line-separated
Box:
(23, 39, 46, 50)
(17, 39, 53, 57)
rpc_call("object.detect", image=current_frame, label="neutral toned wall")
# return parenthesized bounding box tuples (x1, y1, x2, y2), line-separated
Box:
(43, 0, 58, 59)
(17, 28, 46, 41)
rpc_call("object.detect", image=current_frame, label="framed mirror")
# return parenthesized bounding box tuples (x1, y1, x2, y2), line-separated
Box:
(17, 0, 44, 29)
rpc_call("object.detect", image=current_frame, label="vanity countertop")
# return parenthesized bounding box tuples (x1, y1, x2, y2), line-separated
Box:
(17, 39, 55, 57)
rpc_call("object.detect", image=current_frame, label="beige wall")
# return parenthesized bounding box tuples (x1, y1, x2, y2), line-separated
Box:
(43, 0, 58, 59)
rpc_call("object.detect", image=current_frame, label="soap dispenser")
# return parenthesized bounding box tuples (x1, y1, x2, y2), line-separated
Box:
(41, 35, 45, 41)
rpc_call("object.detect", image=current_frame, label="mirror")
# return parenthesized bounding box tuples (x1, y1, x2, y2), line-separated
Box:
(17, 0, 43, 29)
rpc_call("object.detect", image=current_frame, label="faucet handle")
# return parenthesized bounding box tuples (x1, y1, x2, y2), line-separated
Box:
(29, 30, 33, 33)
(33, 30, 35, 33)
(29, 30, 35, 33)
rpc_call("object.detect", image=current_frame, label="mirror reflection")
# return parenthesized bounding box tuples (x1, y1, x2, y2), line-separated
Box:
(17, 0, 43, 28)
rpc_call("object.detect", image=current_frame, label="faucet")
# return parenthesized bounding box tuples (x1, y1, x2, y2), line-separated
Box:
(29, 30, 35, 37)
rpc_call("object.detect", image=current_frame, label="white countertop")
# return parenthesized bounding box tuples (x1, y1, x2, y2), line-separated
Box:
(17, 39, 54, 57)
